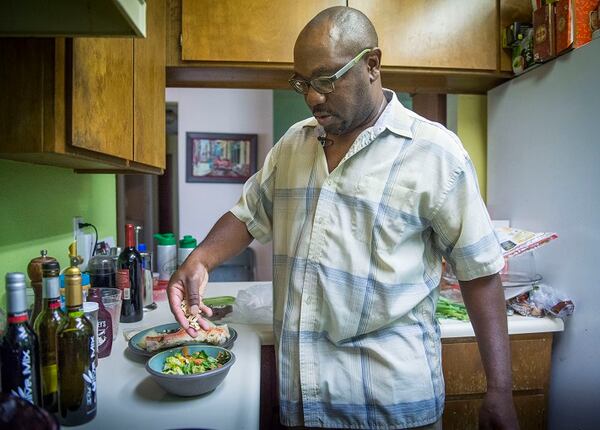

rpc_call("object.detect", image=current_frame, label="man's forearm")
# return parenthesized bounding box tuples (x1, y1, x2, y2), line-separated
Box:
(459, 273, 513, 391)
(188, 211, 253, 272)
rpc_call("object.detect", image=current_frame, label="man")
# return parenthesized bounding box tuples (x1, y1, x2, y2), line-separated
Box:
(169, 6, 519, 430)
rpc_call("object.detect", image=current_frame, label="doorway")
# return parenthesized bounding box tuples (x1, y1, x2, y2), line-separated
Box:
(116, 103, 179, 251)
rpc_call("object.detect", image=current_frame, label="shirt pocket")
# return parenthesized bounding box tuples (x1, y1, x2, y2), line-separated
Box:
(352, 176, 418, 251)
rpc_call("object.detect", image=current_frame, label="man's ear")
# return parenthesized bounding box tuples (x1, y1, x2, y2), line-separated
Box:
(367, 48, 382, 83)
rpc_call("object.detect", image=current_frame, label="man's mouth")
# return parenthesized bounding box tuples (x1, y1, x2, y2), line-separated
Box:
(314, 112, 333, 125)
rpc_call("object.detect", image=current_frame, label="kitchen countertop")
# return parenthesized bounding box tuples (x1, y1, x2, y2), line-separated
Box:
(204, 282, 565, 345)
(71, 293, 261, 430)
(71, 281, 565, 429)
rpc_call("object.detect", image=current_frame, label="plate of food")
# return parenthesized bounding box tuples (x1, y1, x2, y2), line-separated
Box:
(128, 322, 237, 358)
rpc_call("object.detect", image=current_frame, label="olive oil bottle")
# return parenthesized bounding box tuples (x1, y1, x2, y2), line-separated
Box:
(0, 272, 42, 405)
(33, 260, 66, 413)
(56, 244, 97, 425)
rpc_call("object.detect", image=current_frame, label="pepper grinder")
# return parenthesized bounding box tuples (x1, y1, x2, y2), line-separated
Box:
(27, 249, 58, 322)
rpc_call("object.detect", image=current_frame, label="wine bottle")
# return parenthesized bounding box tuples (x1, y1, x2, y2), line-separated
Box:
(0, 272, 42, 405)
(117, 224, 144, 323)
(33, 261, 66, 413)
(56, 260, 97, 426)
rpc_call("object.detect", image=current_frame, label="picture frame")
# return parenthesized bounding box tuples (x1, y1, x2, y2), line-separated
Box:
(186, 132, 258, 183)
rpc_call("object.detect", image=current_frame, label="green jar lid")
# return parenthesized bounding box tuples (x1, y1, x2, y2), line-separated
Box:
(153, 233, 176, 246)
(179, 235, 197, 248)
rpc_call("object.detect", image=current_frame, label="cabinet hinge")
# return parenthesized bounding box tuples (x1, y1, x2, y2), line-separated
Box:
(179, 33, 183, 47)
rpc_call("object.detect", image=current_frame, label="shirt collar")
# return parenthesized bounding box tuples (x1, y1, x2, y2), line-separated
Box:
(302, 89, 414, 140)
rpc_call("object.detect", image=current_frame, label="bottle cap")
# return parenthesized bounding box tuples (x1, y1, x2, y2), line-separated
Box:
(42, 260, 60, 274)
(154, 233, 176, 246)
(5, 272, 26, 289)
(138, 243, 147, 253)
(5, 272, 28, 314)
(179, 235, 197, 249)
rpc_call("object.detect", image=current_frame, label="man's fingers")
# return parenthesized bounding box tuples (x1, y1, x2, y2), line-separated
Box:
(198, 303, 213, 317)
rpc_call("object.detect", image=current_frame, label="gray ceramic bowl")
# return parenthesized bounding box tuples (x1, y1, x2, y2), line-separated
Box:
(145, 345, 236, 397)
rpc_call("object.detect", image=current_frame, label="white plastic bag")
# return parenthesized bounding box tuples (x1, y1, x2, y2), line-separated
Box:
(221, 282, 273, 325)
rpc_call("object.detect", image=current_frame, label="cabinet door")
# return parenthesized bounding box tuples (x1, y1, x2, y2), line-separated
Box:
(134, 0, 166, 169)
(349, 0, 497, 70)
(181, 0, 345, 62)
(71, 38, 134, 160)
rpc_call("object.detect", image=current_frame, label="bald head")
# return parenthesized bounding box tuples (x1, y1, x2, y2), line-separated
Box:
(295, 6, 378, 58)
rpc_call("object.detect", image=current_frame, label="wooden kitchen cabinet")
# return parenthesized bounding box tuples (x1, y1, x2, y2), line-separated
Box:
(349, 0, 497, 71)
(0, 0, 166, 173)
(442, 333, 552, 429)
(166, 0, 531, 93)
(71, 38, 134, 160)
(180, 0, 345, 63)
(134, 0, 167, 169)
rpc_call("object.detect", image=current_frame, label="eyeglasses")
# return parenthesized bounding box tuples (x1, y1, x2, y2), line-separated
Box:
(288, 48, 372, 95)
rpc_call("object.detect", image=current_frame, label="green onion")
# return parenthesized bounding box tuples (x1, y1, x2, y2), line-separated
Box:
(436, 297, 469, 321)
(203, 296, 236, 307)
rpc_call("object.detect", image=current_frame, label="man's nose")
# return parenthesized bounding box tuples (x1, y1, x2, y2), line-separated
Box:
(305, 85, 326, 109)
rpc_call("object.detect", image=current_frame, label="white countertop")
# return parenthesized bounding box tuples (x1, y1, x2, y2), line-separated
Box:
(72, 295, 261, 430)
(204, 282, 565, 345)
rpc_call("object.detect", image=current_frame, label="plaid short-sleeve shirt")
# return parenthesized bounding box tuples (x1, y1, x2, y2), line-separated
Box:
(231, 90, 504, 429)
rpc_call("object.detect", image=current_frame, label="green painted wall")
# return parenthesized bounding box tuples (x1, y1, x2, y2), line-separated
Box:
(455, 95, 487, 201)
(273, 90, 312, 143)
(0, 160, 117, 309)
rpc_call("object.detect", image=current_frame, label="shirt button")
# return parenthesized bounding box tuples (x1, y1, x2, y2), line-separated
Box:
(317, 217, 323, 223)
(305, 296, 312, 305)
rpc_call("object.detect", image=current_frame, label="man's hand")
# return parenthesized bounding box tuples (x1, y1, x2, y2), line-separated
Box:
(460, 273, 519, 430)
(167, 260, 213, 337)
(478, 388, 519, 430)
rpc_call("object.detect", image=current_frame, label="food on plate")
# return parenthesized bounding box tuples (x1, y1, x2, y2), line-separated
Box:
(141, 322, 230, 352)
(162, 346, 230, 375)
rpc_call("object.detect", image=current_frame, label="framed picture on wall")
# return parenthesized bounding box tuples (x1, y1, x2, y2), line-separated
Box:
(186, 132, 258, 183)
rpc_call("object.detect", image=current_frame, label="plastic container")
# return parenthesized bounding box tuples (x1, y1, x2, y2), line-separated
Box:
(152, 272, 168, 302)
(154, 233, 177, 281)
(88, 287, 122, 342)
(178, 235, 197, 266)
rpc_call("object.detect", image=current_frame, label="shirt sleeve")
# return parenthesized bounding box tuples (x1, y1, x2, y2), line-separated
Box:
(430, 157, 505, 282)
(229, 142, 279, 244)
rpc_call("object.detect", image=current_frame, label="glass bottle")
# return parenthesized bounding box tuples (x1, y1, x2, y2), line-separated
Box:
(88, 244, 116, 289)
(0, 272, 42, 405)
(56, 254, 97, 426)
(117, 224, 144, 322)
(33, 261, 66, 413)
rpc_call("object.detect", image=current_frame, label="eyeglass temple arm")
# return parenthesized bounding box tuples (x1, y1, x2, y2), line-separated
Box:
(331, 48, 372, 81)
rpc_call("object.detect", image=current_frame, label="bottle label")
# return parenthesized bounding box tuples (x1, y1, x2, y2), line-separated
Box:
(8, 311, 28, 324)
(82, 335, 97, 415)
(48, 298, 61, 310)
(10, 348, 34, 403)
(42, 364, 58, 395)
(117, 269, 131, 300)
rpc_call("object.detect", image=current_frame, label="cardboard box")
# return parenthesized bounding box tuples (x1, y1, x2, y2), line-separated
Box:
(534, 4, 555, 62)
(555, 0, 600, 54)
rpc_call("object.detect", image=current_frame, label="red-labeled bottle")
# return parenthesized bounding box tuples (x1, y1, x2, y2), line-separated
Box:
(117, 224, 144, 322)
